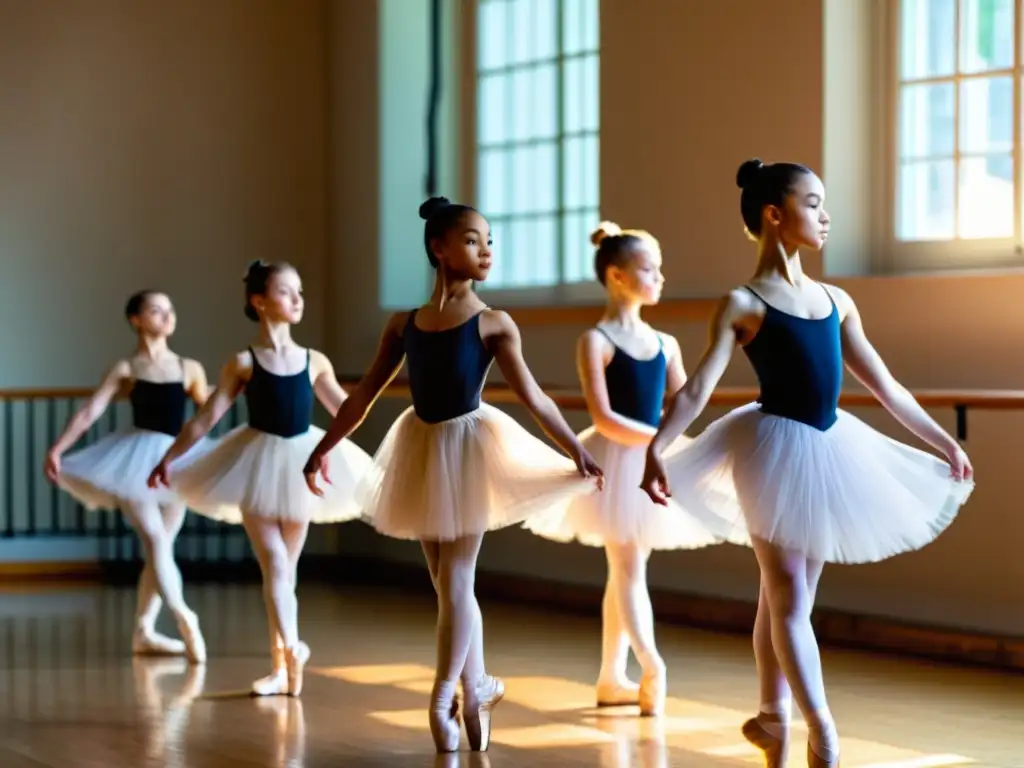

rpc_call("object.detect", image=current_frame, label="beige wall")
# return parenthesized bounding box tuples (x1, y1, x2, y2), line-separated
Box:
(330, 0, 1024, 638)
(0, 0, 329, 387)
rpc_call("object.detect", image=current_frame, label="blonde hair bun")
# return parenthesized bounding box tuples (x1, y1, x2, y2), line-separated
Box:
(590, 221, 622, 246)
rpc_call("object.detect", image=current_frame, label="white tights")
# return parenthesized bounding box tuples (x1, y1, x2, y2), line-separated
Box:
(599, 543, 663, 685)
(123, 500, 191, 633)
(420, 534, 486, 687)
(243, 515, 310, 661)
(751, 536, 839, 761)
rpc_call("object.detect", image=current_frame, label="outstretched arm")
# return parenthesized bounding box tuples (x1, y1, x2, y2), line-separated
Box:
(302, 313, 408, 491)
(45, 360, 130, 481)
(641, 292, 742, 504)
(310, 350, 348, 417)
(834, 286, 972, 480)
(577, 331, 657, 446)
(487, 311, 601, 479)
(183, 359, 211, 407)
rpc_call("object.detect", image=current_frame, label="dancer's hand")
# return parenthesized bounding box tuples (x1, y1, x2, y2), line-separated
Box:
(147, 461, 170, 489)
(640, 448, 671, 505)
(946, 444, 973, 482)
(302, 451, 331, 497)
(570, 443, 604, 490)
(43, 450, 61, 484)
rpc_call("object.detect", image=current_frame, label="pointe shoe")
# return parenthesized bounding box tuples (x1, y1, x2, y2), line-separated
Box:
(595, 679, 640, 707)
(464, 675, 504, 752)
(808, 741, 841, 767)
(132, 628, 187, 657)
(252, 643, 288, 696)
(285, 642, 310, 696)
(430, 681, 462, 753)
(638, 665, 665, 717)
(741, 716, 789, 768)
(175, 611, 206, 664)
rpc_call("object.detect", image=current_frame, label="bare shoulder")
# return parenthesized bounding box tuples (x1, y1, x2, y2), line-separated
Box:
(228, 349, 255, 380)
(385, 310, 413, 339)
(478, 308, 517, 338)
(655, 330, 682, 360)
(108, 358, 133, 380)
(307, 348, 334, 375)
(180, 357, 205, 378)
(820, 282, 855, 320)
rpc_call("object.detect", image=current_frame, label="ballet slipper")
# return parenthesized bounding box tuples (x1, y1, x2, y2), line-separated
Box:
(430, 679, 461, 753)
(285, 642, 310, 696)
(638, 663, 665, 716)
(741, 715, 789, 768)
(175, 610, 206, 664)
(132, 628, 186, 656)
(463, 675, 504, 751)
(252, 642, 288, 696)
(596, 679, 640, 707)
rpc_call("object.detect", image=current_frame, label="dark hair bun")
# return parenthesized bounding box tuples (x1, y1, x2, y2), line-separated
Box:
(244, 259, 267, 280)
(736, 158, 764, 189)
(419, 196, 451, 220)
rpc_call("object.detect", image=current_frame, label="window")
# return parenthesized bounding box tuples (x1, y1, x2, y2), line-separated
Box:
(895, 0, 1016, 244)
(474, 0, 600, 290)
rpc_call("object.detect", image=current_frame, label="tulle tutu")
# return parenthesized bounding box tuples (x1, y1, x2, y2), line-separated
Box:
(57, 428, 210, 511)
(524, 427, 720, 550)
(358, 403, 598, 541)
(171, 425, 373, 525)
(660, 402, 974, 564)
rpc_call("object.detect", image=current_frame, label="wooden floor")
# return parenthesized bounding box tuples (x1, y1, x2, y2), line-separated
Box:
(0, 582, 1020, 767)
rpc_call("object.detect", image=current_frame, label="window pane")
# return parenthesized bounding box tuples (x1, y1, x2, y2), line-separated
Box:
(959, 154, 1014, 238)
(511, 68, 533, 142)
(581, 53, 599, 132)
(582, 134, 599, 208)
(580, 0, 599, 52)
(511, 147, 532, 214)
(960, 76, 1012, 154)
(532, 141, 558, 212)
(477, 0, 508, 72)
(900, 0, 956, 79)
(564, 0, 599, 55)
(563, 57, 584, 134)
(531, 215, 559, 285)
(899, 82, 954, 159)
(510, 218, 541, 286)
(563, 135, 584, 209)
(533, 0, 558, 60)
(488, 217, 509, 287)
(960, 0, 1014, 74)
(562, 211, 590, 283)
(512, 0, 534, 65)
(478, 74, 507, 145)
(532, 63, 558, 140)
(478, 149, 508, 215)
(897, 160, 955, 240)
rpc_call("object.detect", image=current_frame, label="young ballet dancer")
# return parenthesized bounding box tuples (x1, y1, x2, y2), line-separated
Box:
(641, 159, 975, 767)
(147, 260, 374, 697)
(524, 221, 719, 716)
(44, 290, 208, 663)
(302, 196, 603, 753)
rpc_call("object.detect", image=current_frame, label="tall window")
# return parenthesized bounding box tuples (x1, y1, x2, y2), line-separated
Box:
(896, 0, 1015, 242)
(475, 0, 600, 289)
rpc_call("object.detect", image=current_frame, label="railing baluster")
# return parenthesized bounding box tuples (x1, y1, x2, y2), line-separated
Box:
(4, 399, 13, 538)
(26, 400, 36, 536)
(47, 399, 58, 534)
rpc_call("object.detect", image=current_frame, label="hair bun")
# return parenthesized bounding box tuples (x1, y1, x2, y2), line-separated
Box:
(590, 221, 622, 246)
(243, 259, 267, 280)
(736, 158, 764, 189)
(419, 196, 451, 220)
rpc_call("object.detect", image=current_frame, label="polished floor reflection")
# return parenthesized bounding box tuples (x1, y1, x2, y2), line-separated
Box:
(0, 581, 1020, 766)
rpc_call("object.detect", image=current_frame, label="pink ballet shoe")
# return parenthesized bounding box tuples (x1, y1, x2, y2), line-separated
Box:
(596, 679, 640, 707)
(464, 675, 504, 751)
(175, 611, 206, 664)
(252, 642, 288, 696)
(638, 665, 665, 716)
(285, 642, 310, 696)
(741, 716, 789, 768)
(132, 628, 186, 657)
(430, 680, 462, 753)
(808, 741, 841, 767)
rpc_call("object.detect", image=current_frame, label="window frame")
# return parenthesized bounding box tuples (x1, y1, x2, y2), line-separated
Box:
(461, 0, 603, 305)
(884, 0, 1024, 274)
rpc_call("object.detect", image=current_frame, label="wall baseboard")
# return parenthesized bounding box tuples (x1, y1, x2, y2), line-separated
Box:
(10, 556, 1023, 673)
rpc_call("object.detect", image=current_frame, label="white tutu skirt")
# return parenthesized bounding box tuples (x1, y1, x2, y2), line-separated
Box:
(171, 425, 374, 525)
(524, 427, 720, 550)
(57, 428, 211, 511)
(660, 402, 975, 564)
(358, 403, 598, 541)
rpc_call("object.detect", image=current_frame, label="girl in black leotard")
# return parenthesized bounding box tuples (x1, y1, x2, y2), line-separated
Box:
(303, 197, 603, 754)
(45, 290, 208, 663)
(149, 261, 373, 697)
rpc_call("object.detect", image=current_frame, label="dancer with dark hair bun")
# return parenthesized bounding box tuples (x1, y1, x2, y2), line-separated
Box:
(303, 197, 603, 753)
(45, 290, 209, 663)
(641, 159, 975, 767)
(149, 261, 373, 697)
